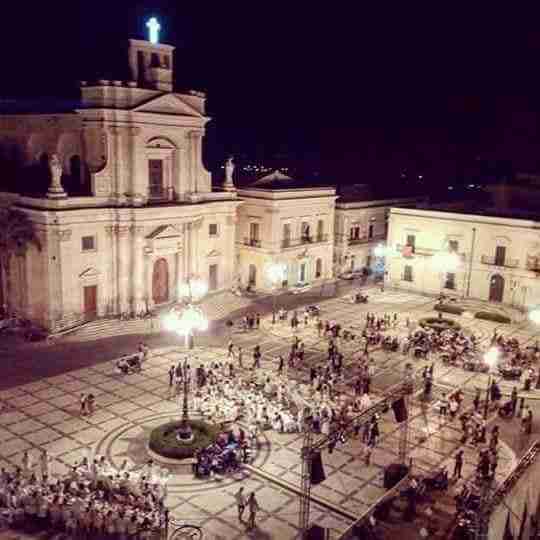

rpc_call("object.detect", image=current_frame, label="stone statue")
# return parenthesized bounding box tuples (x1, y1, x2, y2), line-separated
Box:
(47, 153, 67, 198)
(224, 157, 235, 185)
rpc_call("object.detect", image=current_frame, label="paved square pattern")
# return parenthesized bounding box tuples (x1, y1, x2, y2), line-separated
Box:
(0, 287, 531, 539)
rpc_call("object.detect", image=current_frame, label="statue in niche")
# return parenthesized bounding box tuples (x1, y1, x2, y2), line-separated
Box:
(224, 157, 235, 185)
(47, 153, 67, 198)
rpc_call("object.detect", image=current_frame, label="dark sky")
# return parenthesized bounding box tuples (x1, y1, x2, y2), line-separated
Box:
(3, 2, 540, 185)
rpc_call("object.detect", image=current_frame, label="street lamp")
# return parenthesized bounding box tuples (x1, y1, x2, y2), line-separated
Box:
(483, 347, 499, 419)
(267, 262, 287, 324)
(162, 299, 208, 443)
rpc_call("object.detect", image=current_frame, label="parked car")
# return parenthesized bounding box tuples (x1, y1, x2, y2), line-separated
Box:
(291, 282, 312, 294)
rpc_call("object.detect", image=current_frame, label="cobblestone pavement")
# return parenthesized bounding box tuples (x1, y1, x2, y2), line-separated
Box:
(1, 287, 537, 539)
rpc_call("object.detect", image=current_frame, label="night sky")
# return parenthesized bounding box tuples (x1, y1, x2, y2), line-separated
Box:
(3, 2, 540, 187)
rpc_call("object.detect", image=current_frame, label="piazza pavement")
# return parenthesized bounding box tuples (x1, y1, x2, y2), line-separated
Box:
(0, 286, 538, 539)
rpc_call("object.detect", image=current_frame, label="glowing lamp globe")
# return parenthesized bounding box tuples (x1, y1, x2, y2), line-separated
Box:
(266, 262, 287, 284)
(529, 309, 540, 325)
(484, 347, 499, 369)
(373, 244, 386, 258)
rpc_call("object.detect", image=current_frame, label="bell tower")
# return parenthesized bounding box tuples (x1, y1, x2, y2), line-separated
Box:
(128, 18, 175, 92)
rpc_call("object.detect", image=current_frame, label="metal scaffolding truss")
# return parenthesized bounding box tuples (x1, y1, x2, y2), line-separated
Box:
(298, 377, 420, 536)
(473, 440, 540, 540)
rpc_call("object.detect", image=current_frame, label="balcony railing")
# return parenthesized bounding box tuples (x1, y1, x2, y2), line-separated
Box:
(281, 234, 329, 249)
(481, 255, 519, 268)
(243, 238, 261, 248)
(335, 233, 386, 245)
(526, 260, 540, 272)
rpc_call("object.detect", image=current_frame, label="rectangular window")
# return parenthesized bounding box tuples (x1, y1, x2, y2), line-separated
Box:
(368, 224, 374, 239)
(301, 222, 311, 242)
(209, 223, 218, 237)
(148, 159, 164, 199)
(448, 240, 459, 252)
(406, 234, 416, 253)
(445, 272, 456, 290)
(349, 226, 361, 240)
(317, 219, 324, 241)
(282, 224, 291, 247)
(209, 264, 218, 291)
(249, 223, 260, 245)
(81, 235, 95, 251)
(403, 265, 413, 282)
(495, 245, 506, 266)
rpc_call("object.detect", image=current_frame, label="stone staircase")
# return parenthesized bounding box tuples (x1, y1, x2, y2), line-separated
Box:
(54, 291, 259, 343)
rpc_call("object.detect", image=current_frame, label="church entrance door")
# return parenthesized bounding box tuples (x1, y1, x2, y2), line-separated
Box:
(83, 285, 97, 320)
(489, 274, 505, 303)
(152, 258, 169, 304)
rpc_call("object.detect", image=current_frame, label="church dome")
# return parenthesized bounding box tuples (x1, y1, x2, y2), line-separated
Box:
(250, 170, 301, 190)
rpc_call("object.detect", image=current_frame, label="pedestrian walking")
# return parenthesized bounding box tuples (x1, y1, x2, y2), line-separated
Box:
(473, 389, 481, 413)
(228, 340, 234, 358)
(439, 393, 448, 419)
(453, 449, 464, 479)
(511, 387, 518, 416)
(80, 393, 87, 416)
(168, 365, 175, 387)
(238, 347, 244, 369)
(86, 393, 95, 416)
(247, 492, 260, 530)
(234, 486, 246, 521)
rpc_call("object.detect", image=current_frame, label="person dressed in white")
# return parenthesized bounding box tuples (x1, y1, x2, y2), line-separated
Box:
(39, 449, 51, 480)
(360, 392, 372, 410)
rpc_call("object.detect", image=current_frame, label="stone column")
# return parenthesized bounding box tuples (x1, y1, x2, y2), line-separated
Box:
(192, 218, 203, 277)
(175, 249, 184, 301)
(117, 226, 130, 314)
(146, 253, 155, 310)
(127, 127, 144, 205)
(188, 131, 203, 192)
(48, 229, 71, 328)
(183, 222, 192, 278)
(109, 127, 124, 200)
(105, 226, 118, 315)
(131, 226, 145, 313)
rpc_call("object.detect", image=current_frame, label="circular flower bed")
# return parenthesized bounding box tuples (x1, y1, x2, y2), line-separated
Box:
(419, 316, 461, 333)
(149, 419, 221, 460)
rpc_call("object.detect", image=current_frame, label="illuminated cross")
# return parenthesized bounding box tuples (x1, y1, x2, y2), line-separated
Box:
(146, 17, 161, 45)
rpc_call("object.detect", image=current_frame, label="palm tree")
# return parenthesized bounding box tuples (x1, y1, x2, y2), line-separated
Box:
(0, 205, 41, 317)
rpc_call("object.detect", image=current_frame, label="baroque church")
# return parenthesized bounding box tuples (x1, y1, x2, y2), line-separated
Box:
(0, 28, 403, 332)
(0, 35, 241, 331)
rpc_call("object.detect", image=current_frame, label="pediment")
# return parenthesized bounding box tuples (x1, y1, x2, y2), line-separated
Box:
(133, 94, 204, 117)
(146, 224, 182, 240)
(79, 267, 100, 279)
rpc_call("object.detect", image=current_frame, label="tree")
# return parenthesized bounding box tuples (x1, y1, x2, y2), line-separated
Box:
(0, 205, 41, 317)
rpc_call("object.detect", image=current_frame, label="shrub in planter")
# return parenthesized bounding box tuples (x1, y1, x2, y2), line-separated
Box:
(434, 303, 464, 315)
(149, 419, 221, 460)
(474, 311, 511, 324)
(419, 317, 461, 333)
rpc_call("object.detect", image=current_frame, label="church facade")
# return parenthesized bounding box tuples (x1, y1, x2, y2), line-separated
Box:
(0, 37, 240, 331)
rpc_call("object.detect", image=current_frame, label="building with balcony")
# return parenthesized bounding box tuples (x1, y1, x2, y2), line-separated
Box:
(0, 34, 240, 331)
(236, 171, 336, 291)
(334, 186, 422, 275)
(386, 205, 540, 309)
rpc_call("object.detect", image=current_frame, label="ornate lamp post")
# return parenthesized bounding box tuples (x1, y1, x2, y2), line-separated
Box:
(266, 262, 287, 324)
(163, 280, 208, 441)
(483, 347, 499, 419)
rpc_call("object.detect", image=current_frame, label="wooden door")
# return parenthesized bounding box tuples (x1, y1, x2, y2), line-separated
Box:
(83, 285, 97, 319)
(489, 274, 505, 303)
(152, 258, 169, 304)
(209, 264, 218, 291)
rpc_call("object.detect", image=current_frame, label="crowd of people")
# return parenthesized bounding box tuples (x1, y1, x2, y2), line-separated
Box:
(0, 450, 168, 539)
